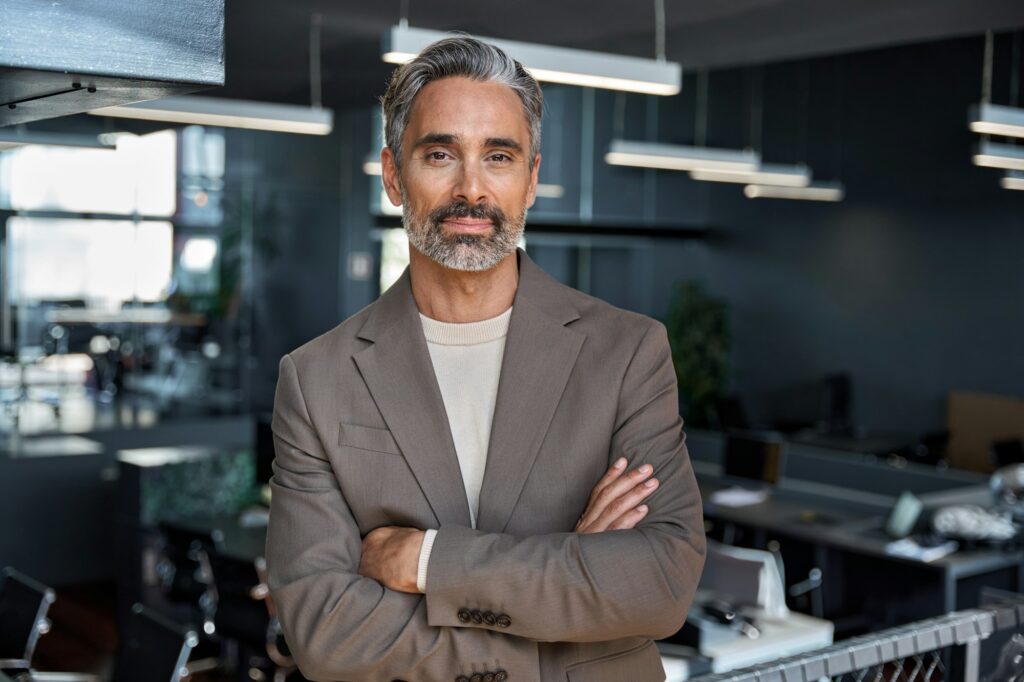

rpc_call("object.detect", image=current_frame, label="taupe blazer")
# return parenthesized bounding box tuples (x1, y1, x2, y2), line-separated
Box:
(267, 249, 705, 682)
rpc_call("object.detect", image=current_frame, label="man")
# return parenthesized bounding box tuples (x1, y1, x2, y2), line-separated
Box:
(267, 36, 705, 682)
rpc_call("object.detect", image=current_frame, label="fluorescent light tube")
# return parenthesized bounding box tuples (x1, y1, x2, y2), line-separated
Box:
(0, 131, 114, 150)
(534, 183, 565, 199)
(744, 181, 845, 202)
(363, 157, 383, 176)
(605, 140, 760, 172)
(1002, 172, 1024, 191)
(972, 141, 1024, 171)
(969, 103, 1024, 139)
(89, 96, 333, 136)
(383, 25, 681, 96)
(689, 163, 811, 187)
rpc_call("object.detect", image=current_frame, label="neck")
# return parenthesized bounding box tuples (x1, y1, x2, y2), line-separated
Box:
(408, 247, 518, 323)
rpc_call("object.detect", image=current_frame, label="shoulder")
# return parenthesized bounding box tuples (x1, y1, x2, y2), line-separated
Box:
(561, 283, 666, 348)
(280, 301, 376, 373)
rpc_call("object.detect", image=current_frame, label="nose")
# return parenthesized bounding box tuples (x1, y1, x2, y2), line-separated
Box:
(452, 158, 488, 205)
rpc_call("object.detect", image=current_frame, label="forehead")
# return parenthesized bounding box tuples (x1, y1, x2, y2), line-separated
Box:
(405, 76, 530, 143)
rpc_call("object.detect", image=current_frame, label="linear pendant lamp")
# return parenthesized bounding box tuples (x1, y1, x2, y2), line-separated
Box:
(972, 140, 1024, 171)
(969, 103, 1024, 139)
(605, 140, 759, 172)
(89, 96, 334, 136)
(0, 130, 114, 151)
(1002, 171, 1024, 190)
(689, 163, 812, 188)
(383, 25, 681, 96)
(744, 181, 845, 202)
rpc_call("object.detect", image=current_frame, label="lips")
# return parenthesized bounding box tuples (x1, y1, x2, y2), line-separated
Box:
(442, 219, 494, 232)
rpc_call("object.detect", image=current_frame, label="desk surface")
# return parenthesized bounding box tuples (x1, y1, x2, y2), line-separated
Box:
(659, 611, 834, 680)
(700, 479, 1023, 577)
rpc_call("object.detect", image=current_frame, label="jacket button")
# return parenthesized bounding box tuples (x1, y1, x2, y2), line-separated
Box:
(455, 677, 469, 682)
(470, 609, 483, 624)
(483, 674, 495, 682)
(470, 675, 483, 682)
(482, 611, 497, 626)
(495, 671, 508, 682)
(496, 614, 512, 628)
(457, 608, 471, 623)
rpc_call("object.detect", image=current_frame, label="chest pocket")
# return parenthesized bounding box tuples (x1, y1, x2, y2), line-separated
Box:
(332, 422, 435, 532)
(339, 422, 401, 455)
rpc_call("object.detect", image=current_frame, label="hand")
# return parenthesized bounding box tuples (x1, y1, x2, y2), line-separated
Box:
(575, 457, 659, 534)
(358, 526, 425, 594)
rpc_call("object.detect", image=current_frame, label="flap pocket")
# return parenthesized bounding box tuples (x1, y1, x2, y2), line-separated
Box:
(338, 422, 401, 455)
(566, 641, 665, 682)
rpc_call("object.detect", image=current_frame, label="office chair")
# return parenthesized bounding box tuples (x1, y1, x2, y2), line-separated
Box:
(0, 567, 56, 673)
(26, 602, 198, 682)
(155, 522, 223, 637)
(207, 553, 295, 682)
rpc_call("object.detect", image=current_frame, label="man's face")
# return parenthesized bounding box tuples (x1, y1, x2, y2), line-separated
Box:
(382, 77, 540, 272)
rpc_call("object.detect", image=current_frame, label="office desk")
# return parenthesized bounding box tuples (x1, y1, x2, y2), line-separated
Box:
(699, 474, 1024, 623)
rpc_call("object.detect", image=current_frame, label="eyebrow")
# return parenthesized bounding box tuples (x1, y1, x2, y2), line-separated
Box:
(413, 132, 459, 148)
(411, 132, 524, 153)
(485, 137, 523, 152)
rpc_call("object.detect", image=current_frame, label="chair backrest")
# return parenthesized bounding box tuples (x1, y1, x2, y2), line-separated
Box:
(0, 567, 55, 664)
(113, 603, 197, 682)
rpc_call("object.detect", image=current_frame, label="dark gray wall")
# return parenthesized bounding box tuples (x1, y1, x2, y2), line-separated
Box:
(685, 36, 1024, 435)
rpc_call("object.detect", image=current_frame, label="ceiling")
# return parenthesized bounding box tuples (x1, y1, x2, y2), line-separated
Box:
(219, 0, 1024, 108)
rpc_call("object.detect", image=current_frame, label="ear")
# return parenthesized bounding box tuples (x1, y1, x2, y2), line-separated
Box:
(381, 147, 403, 207)
(525, 153, 542, 209)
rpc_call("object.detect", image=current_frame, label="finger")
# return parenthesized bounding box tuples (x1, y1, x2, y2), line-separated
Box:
(588, 457, 628, 502)
(590, 463, 654, 515)
(588, 476, 659, 533)
(578, 463, 654, 530)
(606, 504, 649, 531)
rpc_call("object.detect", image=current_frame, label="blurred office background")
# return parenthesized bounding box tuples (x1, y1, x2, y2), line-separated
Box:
(1, 0, 1024, 680)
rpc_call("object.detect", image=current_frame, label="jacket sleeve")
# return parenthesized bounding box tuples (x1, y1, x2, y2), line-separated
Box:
(423, 321, 706, 643)
(266, 354, 539, 682)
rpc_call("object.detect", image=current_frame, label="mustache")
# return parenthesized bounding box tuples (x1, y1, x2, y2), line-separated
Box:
(428, 201, 507, 228)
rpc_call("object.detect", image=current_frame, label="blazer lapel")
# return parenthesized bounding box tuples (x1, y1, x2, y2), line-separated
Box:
(352, 271, 472, 528)
(475, 251, 584, 533)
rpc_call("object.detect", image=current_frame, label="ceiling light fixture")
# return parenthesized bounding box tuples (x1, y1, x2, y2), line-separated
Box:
(690, 163, 812, 187)
(91, 14, 333, 136)
(363, 155, 383, 176)
(973, 140, 1024, 171)
(1001, 171, 1024, 190)
(605, 140, 760, 172)
(0, 130, 114, 151)
(744, 181, 845, 202)
(89, 96, 334, 135)
(970, 103, 1024, 139)
(382, 25, 682, 96)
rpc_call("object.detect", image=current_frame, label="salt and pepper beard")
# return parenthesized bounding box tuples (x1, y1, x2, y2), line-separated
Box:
(400, 184, 527, 272)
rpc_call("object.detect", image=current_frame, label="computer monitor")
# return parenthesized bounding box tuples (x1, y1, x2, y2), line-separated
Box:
(723, 433, 785, 485)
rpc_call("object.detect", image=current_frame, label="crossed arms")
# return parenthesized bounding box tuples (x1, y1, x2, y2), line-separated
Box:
(266, 322, 706, 681)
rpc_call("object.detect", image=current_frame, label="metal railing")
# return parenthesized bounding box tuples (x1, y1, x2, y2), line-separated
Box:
(694, 596, 1024, 682)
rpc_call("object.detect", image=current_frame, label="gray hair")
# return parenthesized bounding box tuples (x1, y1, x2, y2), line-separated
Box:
(381, 35, 543, 169)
